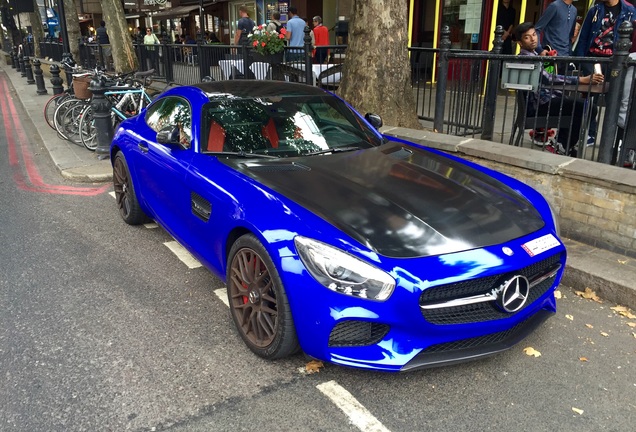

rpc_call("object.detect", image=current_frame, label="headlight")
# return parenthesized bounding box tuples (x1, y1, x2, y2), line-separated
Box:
(547, 200, 561, 237)
(294, 236, 396, 301)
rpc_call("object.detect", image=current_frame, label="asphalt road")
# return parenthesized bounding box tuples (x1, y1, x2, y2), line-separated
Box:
(0, 90, 634, 432)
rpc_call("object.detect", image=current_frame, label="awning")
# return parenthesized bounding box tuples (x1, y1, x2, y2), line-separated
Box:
(152, 5, 200, 20)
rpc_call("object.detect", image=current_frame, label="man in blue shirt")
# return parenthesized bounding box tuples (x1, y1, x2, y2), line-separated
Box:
(534, 0, 576, 58)
(285, 7, 306, 62)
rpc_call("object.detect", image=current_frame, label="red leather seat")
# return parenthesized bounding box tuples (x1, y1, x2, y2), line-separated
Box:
(262, 118, 279, 148)
(207, 121, 226, 152)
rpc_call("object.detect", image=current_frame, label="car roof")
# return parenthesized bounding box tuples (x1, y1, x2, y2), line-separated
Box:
(192, 80, 328, 100)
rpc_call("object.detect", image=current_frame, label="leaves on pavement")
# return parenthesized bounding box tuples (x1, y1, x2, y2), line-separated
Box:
(554, 290, 562, 299)
(617, 259, 628, 264)
(579, 357, 588, 362)
(572, 407, 584, 415)
(610, 305, 636, 319)
(600, 332, 609, 337)
(627, 322, 636, 328)
(305, 360, 324, 374)
(585, 323, 594, 329)
(523, 347, 541, 357)
(574, 288, 601, 303)
(565, 314, 574, 320)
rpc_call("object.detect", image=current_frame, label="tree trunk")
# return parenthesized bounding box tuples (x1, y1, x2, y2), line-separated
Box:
(101, 0, 138, 73)
(0, 0, 22, 46)
(337, 0, 421, 129)
(30, 0, 45, 58)
(64, 0, 80, 61)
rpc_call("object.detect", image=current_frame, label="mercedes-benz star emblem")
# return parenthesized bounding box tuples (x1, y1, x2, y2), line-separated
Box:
(497, 275, 530, 313)
(502, 247, 514, 256)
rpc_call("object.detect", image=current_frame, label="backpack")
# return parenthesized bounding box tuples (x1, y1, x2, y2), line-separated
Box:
(274, 21, 283, 33)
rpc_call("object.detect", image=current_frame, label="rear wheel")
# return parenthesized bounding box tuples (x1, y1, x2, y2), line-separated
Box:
(113, 152, 147, 225)
(227, 234, 299, 359)
(44, 93, 68, 130)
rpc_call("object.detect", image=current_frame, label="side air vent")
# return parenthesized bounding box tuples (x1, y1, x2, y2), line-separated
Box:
(328, 321, 390, 347)
(191, 191, 212, 222)
(248, 163, 311, 172)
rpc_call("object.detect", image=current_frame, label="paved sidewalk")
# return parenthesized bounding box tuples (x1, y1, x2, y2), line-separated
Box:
(1, 62, 634, 311)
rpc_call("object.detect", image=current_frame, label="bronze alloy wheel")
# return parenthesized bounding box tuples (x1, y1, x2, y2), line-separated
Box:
(113, 152, 146, 225)
(229, 247, 278, 348)
(226, 234, 299, 359)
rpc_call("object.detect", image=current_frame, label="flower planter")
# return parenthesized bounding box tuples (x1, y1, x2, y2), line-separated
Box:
(250, 51, 284, 64)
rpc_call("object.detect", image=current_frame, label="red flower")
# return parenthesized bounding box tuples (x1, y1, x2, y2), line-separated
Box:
(253, 41, 258, 46)
(278, 34, 284, 39)
(261, 42, 266, 47)
(280, 28, 287, 35)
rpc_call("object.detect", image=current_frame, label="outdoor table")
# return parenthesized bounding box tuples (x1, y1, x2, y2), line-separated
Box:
(285, 63, 342, 86)
(218, 59, 271, 80)
(561, 82, 609, 159)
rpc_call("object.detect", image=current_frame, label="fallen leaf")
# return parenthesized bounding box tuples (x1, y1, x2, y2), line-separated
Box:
(566, 314, 574, 321)
(523, 347, 541, 357)
(585, 324, 594, 329)
(633, 332, 636, 339)
(579, 357, 588, 362)
(574, 288, 602, 303)
(620, 311, 636, 319)
(572, 407, 584, 415)
(554, 290, 562, 299)
(627, 322, 636, 328)
(600, 332, 609, 337)
(611, 306, 629, 312)
(305, 360, 324, 374)
(618, 259, 627, 264)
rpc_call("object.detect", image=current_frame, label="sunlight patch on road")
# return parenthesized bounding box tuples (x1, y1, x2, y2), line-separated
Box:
(163, 241, 202, 269)
(317, 380, 391, 432)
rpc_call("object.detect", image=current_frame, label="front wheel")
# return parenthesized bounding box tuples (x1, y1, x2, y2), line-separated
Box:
(112, 152, 147, 225)
(227, 234, 299, 360)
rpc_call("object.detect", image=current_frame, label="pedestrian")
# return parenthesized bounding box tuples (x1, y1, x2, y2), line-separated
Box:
(96, 20, 112, 69)
(285, 7, 307, 62)
(616, 28, 636, 165)
(143, 27, 161, 72)
(233, 6, 255, 46)
(573, 0, 635, 146)
(312, 16, 329, 64)
(534, 0, 577, 61)
(267, 12, 284, 33)
(514, 22, 605, 157)
(496, 0, 516, 55)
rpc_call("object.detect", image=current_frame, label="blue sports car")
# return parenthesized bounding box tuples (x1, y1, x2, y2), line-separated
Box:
(110, 81, 566, 372)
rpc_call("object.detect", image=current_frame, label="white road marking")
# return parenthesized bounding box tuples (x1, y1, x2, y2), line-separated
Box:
(214, 288, 229, 307)
(144, 222, 158, 229)
(316, 381, 391, 432)
(109, 191, 116, 199)
(163, 241, 202, 269)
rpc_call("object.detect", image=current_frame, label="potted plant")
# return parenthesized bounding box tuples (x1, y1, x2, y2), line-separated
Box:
(248, 25, 286, 63)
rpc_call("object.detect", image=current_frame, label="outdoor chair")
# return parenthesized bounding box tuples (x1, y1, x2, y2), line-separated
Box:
(318, 64, 343, 90)
(510, 91, 572, 147)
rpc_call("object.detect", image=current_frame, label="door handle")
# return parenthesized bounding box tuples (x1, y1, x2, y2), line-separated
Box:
(138, 142, 148, 153)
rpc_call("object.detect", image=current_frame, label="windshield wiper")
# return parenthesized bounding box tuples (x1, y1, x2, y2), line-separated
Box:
(207, 151, 278, 159)
(304, 146, 361, 156)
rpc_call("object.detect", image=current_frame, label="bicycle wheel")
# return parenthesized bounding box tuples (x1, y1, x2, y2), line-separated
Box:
(79, 105, 97, 151)
(57, 99, 89, 145)
(44, 93, 69, 130)
(53, 98, 82, 140)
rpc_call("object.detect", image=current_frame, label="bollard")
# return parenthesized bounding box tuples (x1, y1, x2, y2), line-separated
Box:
(33, 59, 48, 95)
(89, 76, 113, 159)
(11, 47, 18, 69)
(304, 26, 313, 84)
(434, 26, 452, 133)
(599, 21, 633, 165)
(24, 56, 35, 84)
(19, 52, 26, 77)
(481, 26, 505, 141)
(49, 64, 65, 95)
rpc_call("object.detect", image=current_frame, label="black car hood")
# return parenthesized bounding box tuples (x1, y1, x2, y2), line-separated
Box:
(228, 144, 545, 258)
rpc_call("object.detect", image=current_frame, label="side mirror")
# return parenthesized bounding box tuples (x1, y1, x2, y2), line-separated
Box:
(156, 125, 180, 145)
(365, 113, 383, 130)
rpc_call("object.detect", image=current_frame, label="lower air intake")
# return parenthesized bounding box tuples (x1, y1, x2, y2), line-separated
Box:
(328, 321, 389, 347)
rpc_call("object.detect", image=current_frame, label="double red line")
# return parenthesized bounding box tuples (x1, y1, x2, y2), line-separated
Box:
(0, 73, 110, 196)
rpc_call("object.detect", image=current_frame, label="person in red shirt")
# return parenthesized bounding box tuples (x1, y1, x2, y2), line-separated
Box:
(312, 16, 329, 64)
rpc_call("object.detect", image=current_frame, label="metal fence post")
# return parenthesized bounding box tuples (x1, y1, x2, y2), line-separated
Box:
(24, 56, 35, 84)
(304, 26, 313, 85)
(33, 59, 48, 95)
(599, 21, 632, 165)
(481, 26, 504, 141)
(89, 77, 113, 160)
(434, 25, 451, 133)
(49, 64, 64, 95)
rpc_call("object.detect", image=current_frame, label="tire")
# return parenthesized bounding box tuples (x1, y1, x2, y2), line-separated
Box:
(113, 152, 147, 225)
(60, 100, 88, 146)
(53, 98, 82, 141)
(79, 105, 97, 151)
(44, 93, 68, 130)
(226, 234, 299, 360)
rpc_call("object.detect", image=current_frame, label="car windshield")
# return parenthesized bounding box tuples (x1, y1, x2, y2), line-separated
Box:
(201, 94, 383, 157)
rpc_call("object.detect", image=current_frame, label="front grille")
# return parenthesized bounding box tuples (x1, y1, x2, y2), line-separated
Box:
(420, 253, 562, 325)
(328, 321, 390, 347)
(422, 319, 526, 353)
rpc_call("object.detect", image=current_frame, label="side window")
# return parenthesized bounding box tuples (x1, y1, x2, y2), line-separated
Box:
(145, 97, 193, 148)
